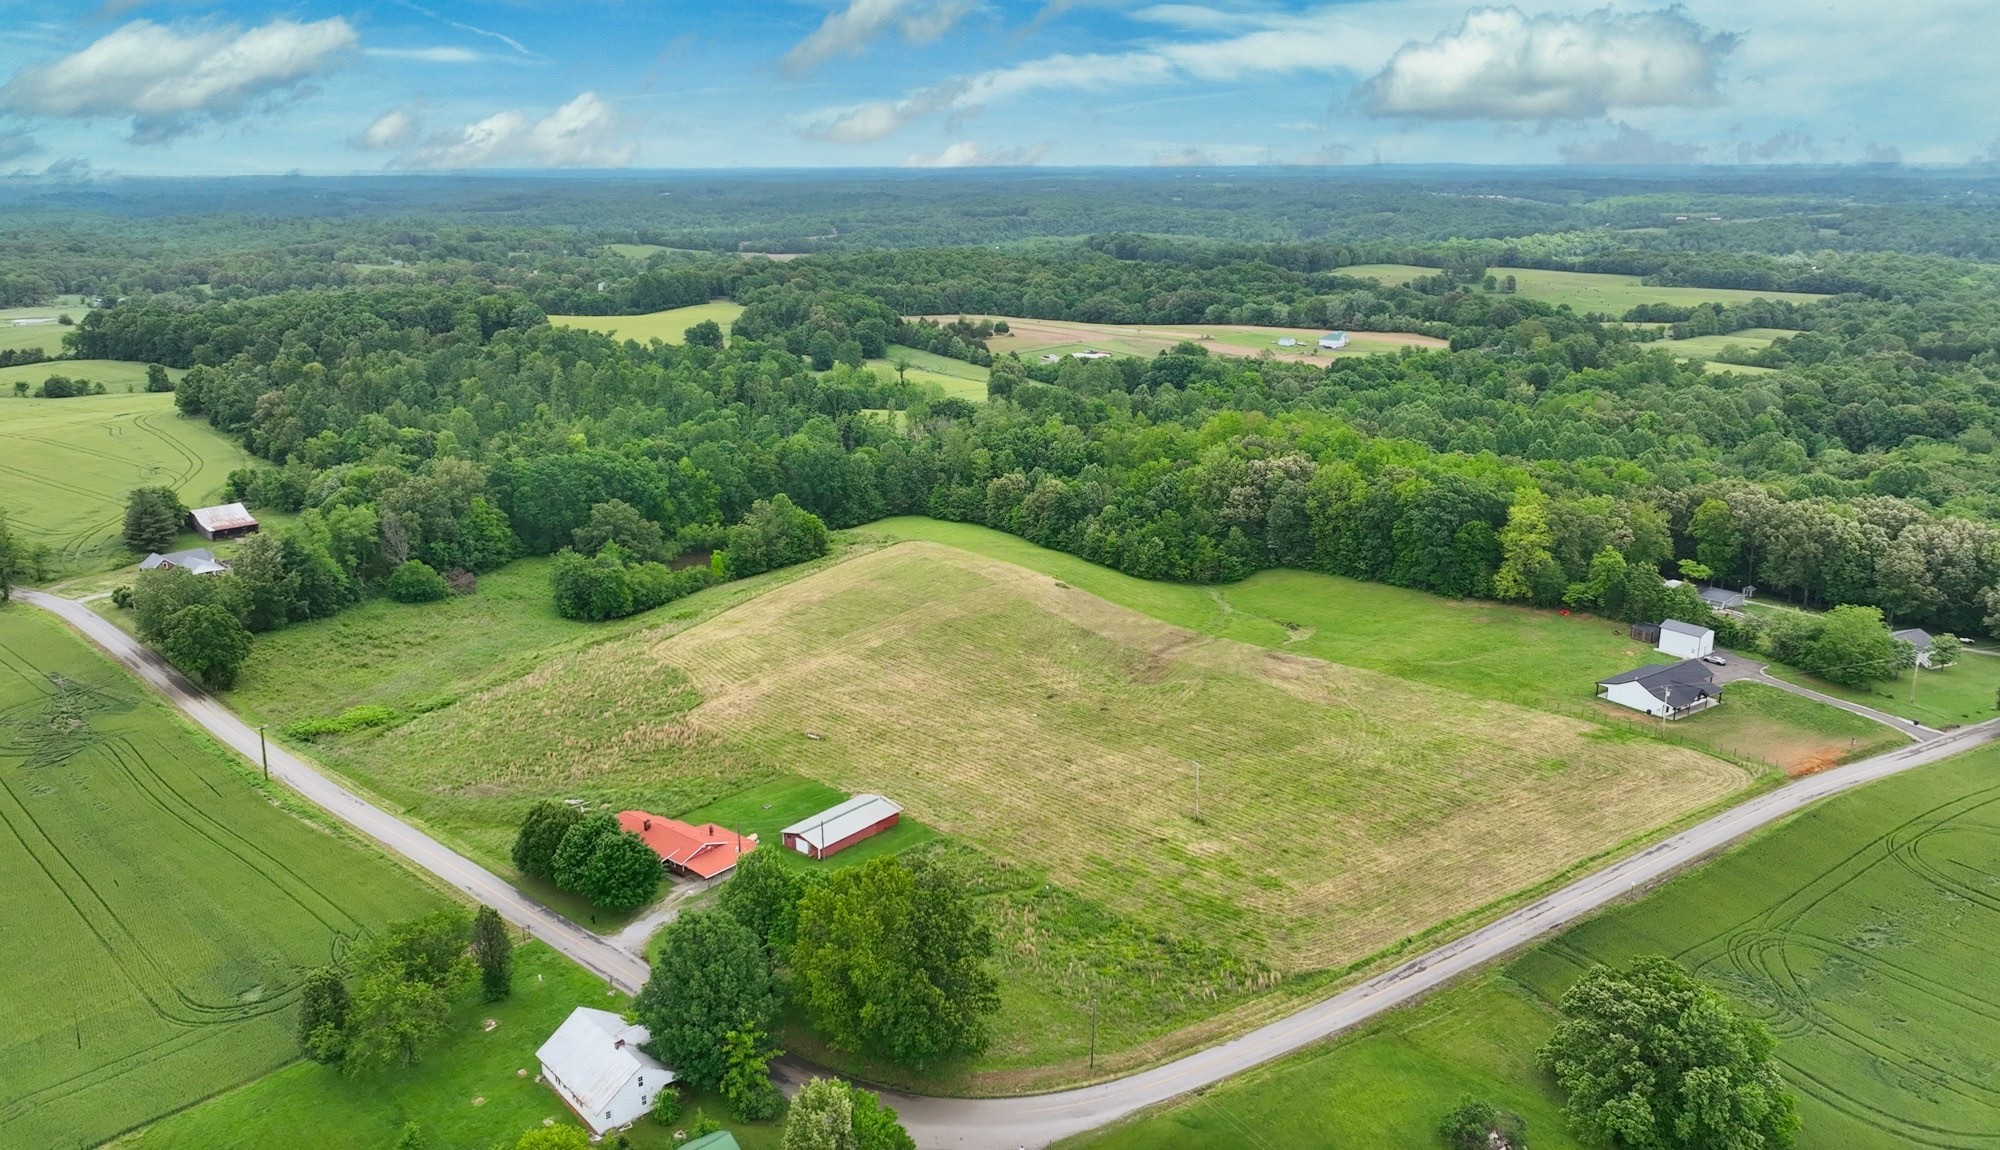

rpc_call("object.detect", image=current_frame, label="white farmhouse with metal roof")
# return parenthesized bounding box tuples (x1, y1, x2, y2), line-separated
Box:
(781, 794, 902, 860)
(139, 548, 229, 575)
(535, 1007, 673, 1134)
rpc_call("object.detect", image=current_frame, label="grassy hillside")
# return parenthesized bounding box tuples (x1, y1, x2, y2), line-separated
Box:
(0, 607, 441, 1150)
(0, 308, 74, 354)
(867, 344, 990, 402)
(0, 388, 242, 578)
(548, 301, 744, 344)
(1073, 741, 2000, 1150)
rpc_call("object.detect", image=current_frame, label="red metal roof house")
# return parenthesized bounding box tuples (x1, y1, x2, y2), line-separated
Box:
(617, 811, 753, 880)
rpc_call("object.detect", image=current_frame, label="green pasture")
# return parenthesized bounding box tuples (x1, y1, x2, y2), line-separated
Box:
(1063, 975, 1582, 1150)
(1672, 681, 1905, 770)
(678, 774, 936, 874)
(1767, 648, 2000, 729)
(117, 945, 780, 1150)
(0, 308, 74, 354)
(548, 301, 745, 345)
(866, 343, 990, 402)
(1654, 327, 1800, 360)
(606, 242, 671, 259)
(0, 387, 244, 578)
(1338, 264, 1828, 312)
(1700, 360, 1780, 374)
(1512, 741, 2000, 1147)
(0, 607, 441, 1150)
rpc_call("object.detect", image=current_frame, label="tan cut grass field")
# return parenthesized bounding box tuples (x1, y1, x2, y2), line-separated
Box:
(926, 315, 1445, 366)
(351, 541, 1748, 973)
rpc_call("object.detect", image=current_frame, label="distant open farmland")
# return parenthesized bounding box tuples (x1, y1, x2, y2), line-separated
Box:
(0, 308, 73, 355)
(927, 315, 1445, 365)
(1654, 327, 1801, 360)
(547, 301, 745, 344)
(867, 343, 990, 402)
(0, 388, 242, 577)
(1339, 265, 1829, 311)
(0, 608, 439, 1150)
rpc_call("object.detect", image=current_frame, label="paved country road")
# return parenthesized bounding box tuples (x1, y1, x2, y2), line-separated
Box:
(12, 589, 651, 995)
(19, 589, 1997, 1149)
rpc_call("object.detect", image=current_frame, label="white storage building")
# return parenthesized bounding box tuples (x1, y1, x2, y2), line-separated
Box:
(536, 1007, 674, 1135)
(1656, 619, 1715, 659)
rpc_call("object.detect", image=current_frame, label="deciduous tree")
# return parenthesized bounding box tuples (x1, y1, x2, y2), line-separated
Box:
(579, 829, 663, 911)
(157, 603, 253, 688)
(551, 812, 618, 892)
(469, 906, 513, 1002)
(717, 843, 810, 960)
(297, 966, 350, 1063)
(1539, 955, 1798, 1150)
(634, 909, 777, 1088)
(512, 800, 583, 880)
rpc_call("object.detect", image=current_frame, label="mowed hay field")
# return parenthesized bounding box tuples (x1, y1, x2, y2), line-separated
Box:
(346, 543, 1747, 977)
(1510, 741, 2000, 1148)
(867, 343, 990, 402)
(0, 388, 240, 576)
(548, 301, 744, 344)
(1338, 265, 1828, 311)
(0, 607, 440, 1150)
(929, 315, 1445, 366)
(0, 309, 73, 355)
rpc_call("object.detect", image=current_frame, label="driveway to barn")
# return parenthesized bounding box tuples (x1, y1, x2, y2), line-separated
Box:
(11, 588, 651, 996)
(19, 588, 1999, 1148)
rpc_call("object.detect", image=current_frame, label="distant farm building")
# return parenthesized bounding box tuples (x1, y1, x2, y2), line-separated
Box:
(1698, 586, 1750, 611)
(782, 794, 902, 860)
(1894, 627, 1938, 668)
(139, 548, 228, 576)
(1318, 332, 1350, 350)
(1276, 336, 1298, 347)
(1655, 619, 1715, 660)
(186, 503, 259, 541)
(618, 810, 754, 879)
(1596, 660, 1720, 719)
(536, 1007, 673, 1135)
(1071, 349, 1114, 360)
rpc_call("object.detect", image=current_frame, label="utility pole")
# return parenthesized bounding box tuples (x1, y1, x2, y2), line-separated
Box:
(258, 725, 269, 781)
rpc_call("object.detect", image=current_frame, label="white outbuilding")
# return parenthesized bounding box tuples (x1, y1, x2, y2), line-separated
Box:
(1655, 619, 1715, 659)
(536, 1007, 674, 1135)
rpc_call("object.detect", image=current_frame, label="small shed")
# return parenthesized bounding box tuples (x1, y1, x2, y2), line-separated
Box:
(1276, 337, 1298, 347)
(1656, 619, 1715, 659)
(1894, 627, 1937, 668)
(1628, 621, 1661, 644)
(139, 548, 228, 576)
(536, 1007, 674, 1135)
(186, 503, 259, 541)
(1698, 586, 1748, 611)
(782, 794, 902, 860)
(618, 811, 754, 880)
(1318, 331, 1350, 350)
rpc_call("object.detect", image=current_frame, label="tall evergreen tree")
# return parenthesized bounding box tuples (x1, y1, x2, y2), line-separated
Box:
(122, 486, 183, 554)
(469, 906, 514, 1002)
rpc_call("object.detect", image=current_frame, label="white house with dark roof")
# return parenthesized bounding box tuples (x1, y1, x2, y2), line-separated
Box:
(535, 1007, 673, 1135)
(1596, 660, 1721, 719)
(1655, 619, 1715, 659)
(1894, 627, 1938, 668)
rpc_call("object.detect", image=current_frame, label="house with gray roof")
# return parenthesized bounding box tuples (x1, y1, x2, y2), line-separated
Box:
(138, 548, 228, 576)
(1656, 618, 1715, 660)
(1894, 627, 1938, 668)
(1698, 586, 1749, 611)
(1596, 659, 1721, 719)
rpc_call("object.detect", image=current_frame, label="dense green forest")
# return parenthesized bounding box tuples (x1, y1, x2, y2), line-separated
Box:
(17, 171, 2000, 668)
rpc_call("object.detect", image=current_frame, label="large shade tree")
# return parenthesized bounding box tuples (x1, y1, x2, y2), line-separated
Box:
(633, 909, 778, 1089)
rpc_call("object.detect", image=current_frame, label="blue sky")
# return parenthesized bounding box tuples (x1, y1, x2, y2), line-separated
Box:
(0, 1, 1990, 174)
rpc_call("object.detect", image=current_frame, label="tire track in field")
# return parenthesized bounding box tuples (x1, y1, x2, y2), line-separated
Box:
(1667, 784, 2000, 1145)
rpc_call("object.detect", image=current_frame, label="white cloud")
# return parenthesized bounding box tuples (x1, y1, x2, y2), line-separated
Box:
(801, 80, 970, 143)
(1358, 7, 1732, 120)
(0, 128, 37, 163)
(392, 92, 635, 169)
(902, 139, 1050, 166)
(784, 0, 978, 73)
(0, 18, 357, 143)
(355, 108, 420, 151)
(365, 47, 489, 64)
(1735, 128, 1816, 164)
(1559, 121, 1706, 164)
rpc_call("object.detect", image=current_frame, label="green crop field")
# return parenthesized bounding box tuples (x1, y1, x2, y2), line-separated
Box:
(0, 607, 441, 1150)
(1511, 741, 2000, 1147)
(548, 301, 745, 344)
(0, 388, 244, 577)
(117, 944, 781, 1150)
(1338, 265, 1827, 312)
(1076, 739, 2000, 1150)
(1648, 327, 1801, 360)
